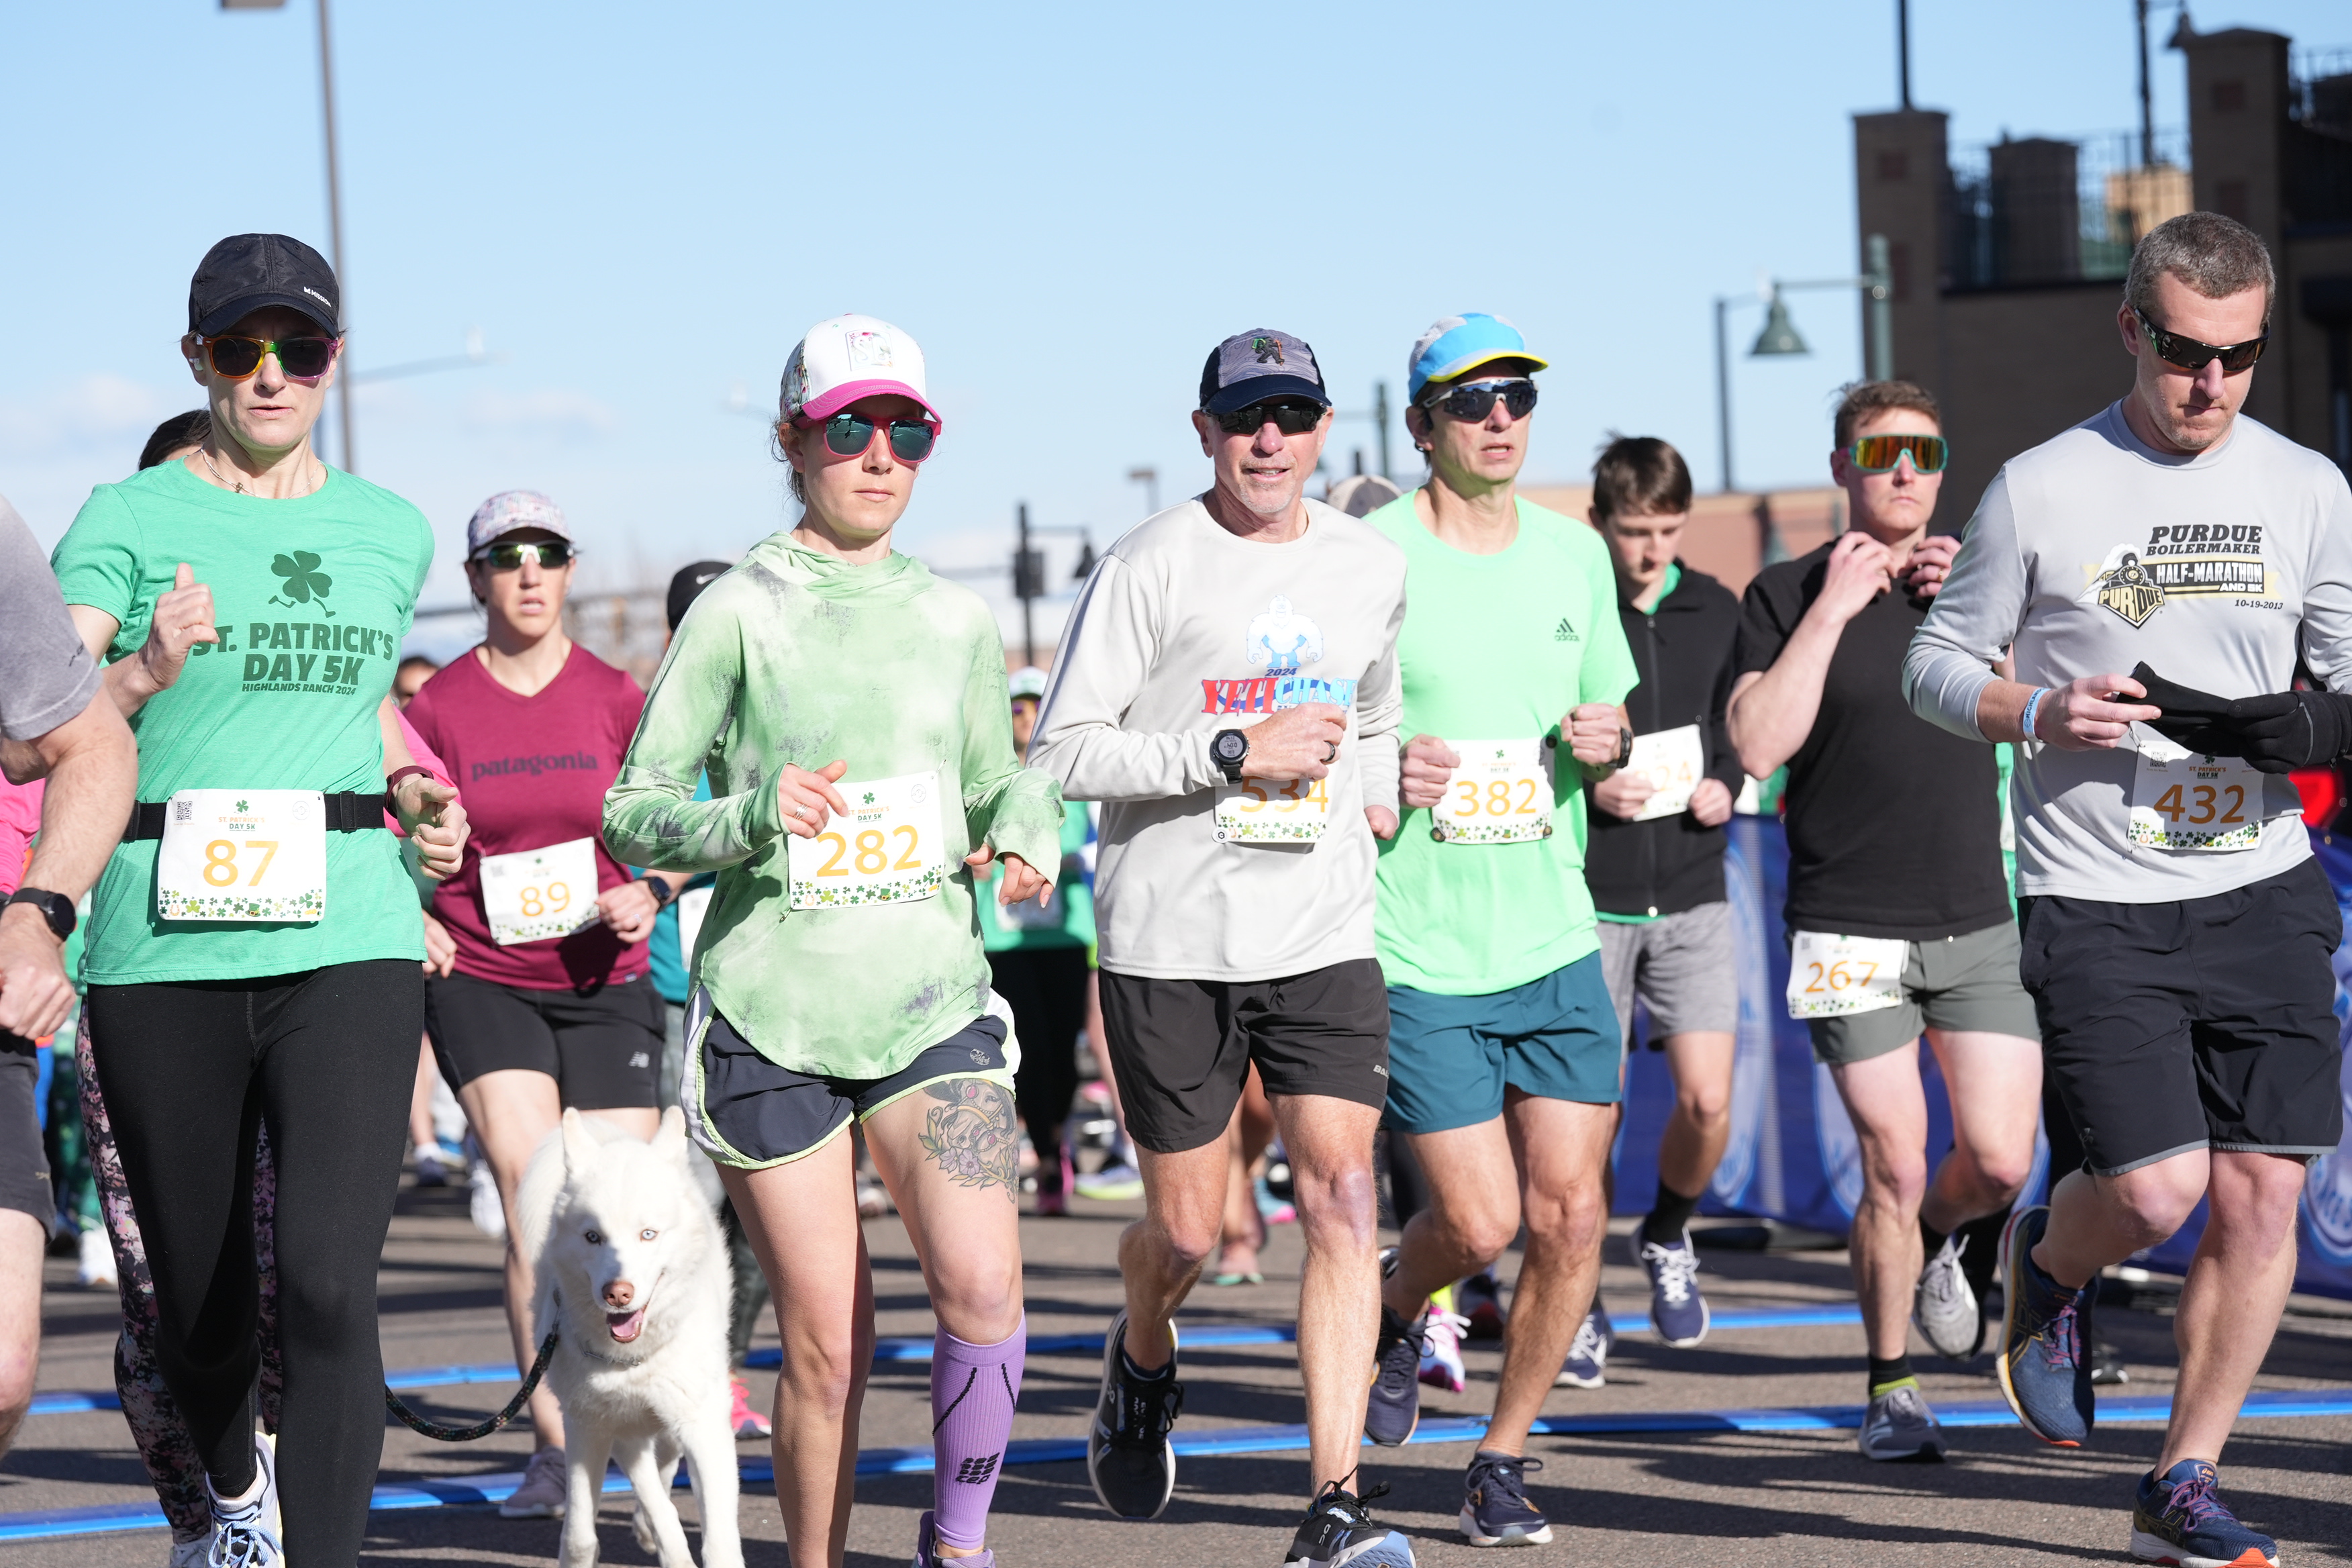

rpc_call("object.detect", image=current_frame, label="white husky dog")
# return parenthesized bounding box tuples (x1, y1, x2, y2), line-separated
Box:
(516, 1105, 743, 1568)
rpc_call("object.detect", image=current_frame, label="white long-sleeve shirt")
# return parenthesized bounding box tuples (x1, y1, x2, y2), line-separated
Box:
(1904, 402, 2352, 902)
(1028, 497, 1405, 980)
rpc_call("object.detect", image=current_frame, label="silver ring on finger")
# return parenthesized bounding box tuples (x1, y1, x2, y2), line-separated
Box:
(795, 803, 816, 822)
(1323, 742, 1338, 765)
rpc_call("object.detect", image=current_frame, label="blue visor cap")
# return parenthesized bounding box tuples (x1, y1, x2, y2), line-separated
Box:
(1199, 328, 1330, 415)
(1407, 313, 1549, 402)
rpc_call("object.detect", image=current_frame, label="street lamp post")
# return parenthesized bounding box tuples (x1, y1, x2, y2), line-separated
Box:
(1712, 234, 1894, 494)
(1010, 507, 1096, 668)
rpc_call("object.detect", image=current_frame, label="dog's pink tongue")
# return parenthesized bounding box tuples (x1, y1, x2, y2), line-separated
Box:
(607, 1308, 646, 1342)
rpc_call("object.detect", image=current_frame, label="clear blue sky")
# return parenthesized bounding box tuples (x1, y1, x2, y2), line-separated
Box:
(4, 1, 2343, 653)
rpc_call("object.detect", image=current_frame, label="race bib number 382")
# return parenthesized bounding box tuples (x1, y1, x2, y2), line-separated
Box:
(788, 771, 947, 909)
(1431, 738, 1551, 844)
(156, 788, 328, 923)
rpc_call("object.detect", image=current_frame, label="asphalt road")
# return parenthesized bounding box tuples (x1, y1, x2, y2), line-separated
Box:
(5, 1175, 2349, 1567)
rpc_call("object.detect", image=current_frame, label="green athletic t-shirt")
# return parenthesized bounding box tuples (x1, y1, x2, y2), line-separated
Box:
(1364, 492, 1639, 994)
(50, 459, 432, 984)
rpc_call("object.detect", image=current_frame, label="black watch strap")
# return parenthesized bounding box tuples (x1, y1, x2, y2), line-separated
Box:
(5, 887, 75, 940)
(638, 874, 676, 908)
(1614, 727, 1635, 769)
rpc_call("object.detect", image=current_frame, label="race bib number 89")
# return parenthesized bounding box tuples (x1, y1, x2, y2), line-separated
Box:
(480, 836, 601, 945)
(1786, 931, 1908, 1020)
(788, 771, 947, 909)
(156, 788, 328, 923)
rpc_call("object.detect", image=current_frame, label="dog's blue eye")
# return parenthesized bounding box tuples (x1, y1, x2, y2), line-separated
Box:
(584, 1229, 601, 1244)
(640, 1228, 657, 1241)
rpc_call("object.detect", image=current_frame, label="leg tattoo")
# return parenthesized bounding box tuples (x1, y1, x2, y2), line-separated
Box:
(919, 1079, 1020, 1199)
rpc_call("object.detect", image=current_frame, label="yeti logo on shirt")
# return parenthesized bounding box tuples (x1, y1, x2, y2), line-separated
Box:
(1244, 596, 1322, 673)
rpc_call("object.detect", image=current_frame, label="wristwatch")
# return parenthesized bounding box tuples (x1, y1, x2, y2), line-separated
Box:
(637, 873, 676, 908)
(1614, 727, 1635, 769)
(1210, 728, 1250, 785)
(5, 887, 76, 940)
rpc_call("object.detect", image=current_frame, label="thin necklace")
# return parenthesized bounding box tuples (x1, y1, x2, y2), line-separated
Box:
(197, 446, 248, 494)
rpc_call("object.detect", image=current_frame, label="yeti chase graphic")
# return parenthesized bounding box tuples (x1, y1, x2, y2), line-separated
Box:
(1200, 596, 1358, 715)
(2081, 526, 2274, 628)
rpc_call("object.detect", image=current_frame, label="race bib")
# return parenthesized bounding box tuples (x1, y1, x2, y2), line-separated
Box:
(1624, 724, 1705, 822)
(2128, 733, 2263, 852)
(1786, 931, 1908, 1020)
(1431, 738, 1552, 844)
(480, 836, 601, 945)
(156, 789, 328, 923)
(788, 771, 947, 909)
(674, 885, 712, 971)
(1214, 777, 1328, 842)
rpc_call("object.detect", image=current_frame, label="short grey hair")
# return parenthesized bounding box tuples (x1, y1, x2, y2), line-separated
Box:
(2125, 211, 2275, 327)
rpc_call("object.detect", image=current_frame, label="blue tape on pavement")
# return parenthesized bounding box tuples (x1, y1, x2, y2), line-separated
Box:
(7, 1386, 2347, 1542)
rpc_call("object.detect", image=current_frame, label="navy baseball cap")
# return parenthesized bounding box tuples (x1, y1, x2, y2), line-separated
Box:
(1198, 328, 1330, 415)
(189, 233, 341, 338)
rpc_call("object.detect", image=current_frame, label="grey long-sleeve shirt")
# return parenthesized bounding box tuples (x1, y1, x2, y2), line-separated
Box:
(1904, 401, 2352, 902)
(1028, 497, 1405, 981)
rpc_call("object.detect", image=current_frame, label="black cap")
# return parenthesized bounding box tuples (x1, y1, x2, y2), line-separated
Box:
(667, 560, 732, 632)
(189, 234, 341, 338)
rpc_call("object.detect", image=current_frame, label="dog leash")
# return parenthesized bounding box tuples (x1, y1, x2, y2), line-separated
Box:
(384, 1329, 559, 1442)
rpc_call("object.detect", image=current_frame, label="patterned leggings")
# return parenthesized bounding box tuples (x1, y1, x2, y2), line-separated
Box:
(76, 1020, 281, 1544)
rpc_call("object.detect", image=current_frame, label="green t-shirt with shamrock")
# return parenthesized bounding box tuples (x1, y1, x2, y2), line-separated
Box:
(51, 458, 432, 984)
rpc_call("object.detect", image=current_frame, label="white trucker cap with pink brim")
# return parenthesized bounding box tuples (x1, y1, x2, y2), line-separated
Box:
(780, 313, 940, 427)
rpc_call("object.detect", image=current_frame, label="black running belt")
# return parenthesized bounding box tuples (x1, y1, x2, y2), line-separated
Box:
(121, 791, 392, 842)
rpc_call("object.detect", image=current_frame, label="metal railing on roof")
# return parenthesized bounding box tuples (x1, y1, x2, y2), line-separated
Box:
(1945, 127, 2190, 291)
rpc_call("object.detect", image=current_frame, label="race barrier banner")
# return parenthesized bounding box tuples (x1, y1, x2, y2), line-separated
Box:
(1609, 816, 2352, 1302)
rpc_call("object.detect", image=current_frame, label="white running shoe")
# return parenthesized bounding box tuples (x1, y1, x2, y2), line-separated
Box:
(501, 1444, 569, 1518)
(1856, 1381, 1948, 1461)
(77, 1226, 117, 1289)
(468, 1160, 507, 1239)
(168, 1533, 211, 1567)
(1912, 1234, 1979, 1359)
(1418, 1307, 1469, 1394)
(202, 1432, 283, 1566)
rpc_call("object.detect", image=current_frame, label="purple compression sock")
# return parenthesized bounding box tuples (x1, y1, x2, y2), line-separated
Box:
(930, 1316, 1026, 1551)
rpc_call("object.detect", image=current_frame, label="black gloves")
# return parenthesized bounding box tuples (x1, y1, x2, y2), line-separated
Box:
(2130, 662, 2352, 775)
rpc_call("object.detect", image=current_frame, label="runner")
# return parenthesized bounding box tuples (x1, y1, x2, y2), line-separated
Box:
(402, 489, 685, 1515)
(1028, 327, 1416, 1568)
(605, 313, 1059, 1568)
(1726, 379, 2041, 1462)
(978, 666, 1096, 1217)
(1906, 211, 2351, 1566)
(52, 232, 467, 1567)
(1354, 313, 1638, 1546)
(1583, 434, 1744, 1363)
(0, 493, 137, 1460)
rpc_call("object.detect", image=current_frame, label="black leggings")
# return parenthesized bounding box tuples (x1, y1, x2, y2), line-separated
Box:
(88, 960, 421, 1567)
(988, 946, 1089, 1162)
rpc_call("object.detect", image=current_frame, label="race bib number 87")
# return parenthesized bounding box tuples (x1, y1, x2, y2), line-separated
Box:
(156, 789, 328, 923)
(788, 771, 947, 909)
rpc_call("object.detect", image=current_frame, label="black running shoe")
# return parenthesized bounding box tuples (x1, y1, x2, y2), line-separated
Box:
(1087, 1310, 1183, 1519)
(1365, 1306, 1424, 1447)
(1284, 1481, 1416, 1567)
(1459, 1453, 1552, 1547)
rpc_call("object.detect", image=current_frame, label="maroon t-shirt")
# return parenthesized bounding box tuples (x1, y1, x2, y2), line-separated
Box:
(404, 645, 648, 991)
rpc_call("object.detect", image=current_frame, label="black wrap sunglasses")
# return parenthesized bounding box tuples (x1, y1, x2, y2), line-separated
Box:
(1212, 401, 1327, 436)
(2133, 307, 2267, 376)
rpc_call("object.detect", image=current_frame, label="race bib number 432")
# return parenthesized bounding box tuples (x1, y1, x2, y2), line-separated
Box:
(156, 788, 328, 923)
(788, 771, 947, 909)
(1432, 738, 1551, 844)
(1785, 931, 1908, 1020)
(2128, 734, 2263, 852)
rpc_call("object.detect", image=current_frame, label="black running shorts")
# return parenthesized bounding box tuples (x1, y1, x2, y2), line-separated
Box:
(426, 969, 663, 1110)
(0, 1034, 53, 1236)
(1097, 959, 1390, 1155)
(2018, 857, 2345, 1177)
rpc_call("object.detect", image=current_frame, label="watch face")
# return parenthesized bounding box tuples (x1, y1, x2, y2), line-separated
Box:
(1213, 731, 1247, 763)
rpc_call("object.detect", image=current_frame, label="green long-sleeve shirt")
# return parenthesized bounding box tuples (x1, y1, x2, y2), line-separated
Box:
(603, 532, 1063, 1078)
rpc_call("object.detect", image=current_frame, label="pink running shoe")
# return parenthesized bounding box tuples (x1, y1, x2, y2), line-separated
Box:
(1419, 1307, 1469, 1393)
(729, 1376, 772, 1440)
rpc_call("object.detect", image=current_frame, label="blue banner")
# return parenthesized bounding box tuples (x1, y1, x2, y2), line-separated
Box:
(1610, 816, 2352, 1302)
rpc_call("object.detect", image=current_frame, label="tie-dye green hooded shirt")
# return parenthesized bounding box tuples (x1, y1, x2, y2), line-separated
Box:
(602, 532, 1063, 1078)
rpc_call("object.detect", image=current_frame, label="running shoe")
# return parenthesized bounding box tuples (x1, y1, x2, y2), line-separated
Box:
(1855, 1380, 1947, 1461)
(1087, 1310, 1183, 1519)
(203, 1432, 283, 1566)
(1555, 1302, 1614, 1389)
(77, 1226, 116, 1289)
(1419, 1306, 1469, 1394)
(1996, 1206, 2095, 1447)
(1366, 1306, 1424, 1445)
(1075, 1160, 1146, 1202)
(2130, 1458, 2277, 1567)
(1034, 1144, 1073, 1217)
(912, 1508, 997, 1567)
(856, 1173, 895, 1218)
(500, 1444, 569, 1518)
(1631, 1226, 1710, 1348)
(1255, 1173, 1297, 1225)
(168, 1533, 211, 1568)
(468, 1159, 506, 1240)
(2092, 1335, 2130, 1387)
(1457, 1267, 1507, 1340)
(729, 1375, 771, 1439)
(1459, 1452, 1552, 1547)
(1284, 1480, 1416, 1567)
(1913, 1232, 1979, 1359)
(412, 1140, 451, 1187)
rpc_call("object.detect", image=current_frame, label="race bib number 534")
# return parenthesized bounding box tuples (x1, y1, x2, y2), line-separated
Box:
(788, 771, 947, 909)
(156, 788, 328, 923)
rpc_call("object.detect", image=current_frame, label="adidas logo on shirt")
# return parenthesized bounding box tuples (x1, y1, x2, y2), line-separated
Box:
(1554, 618, 1579, 642)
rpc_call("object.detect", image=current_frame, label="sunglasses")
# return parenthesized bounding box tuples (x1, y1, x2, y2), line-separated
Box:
(470, 540, 574, 571)
(810, 410, 938, 463)
(194, 334, 339, 381)
(2133, 307, 2268, 375)
(1847, 433, 1948, 474)
(1424, 379, 1538, 423)
(1212, 401, 1327, 436)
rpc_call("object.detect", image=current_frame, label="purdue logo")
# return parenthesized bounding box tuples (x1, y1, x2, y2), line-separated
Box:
(2093, 551, 2165, 628)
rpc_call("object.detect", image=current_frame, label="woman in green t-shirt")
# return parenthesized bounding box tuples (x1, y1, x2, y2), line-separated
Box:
(50, 234, 466, 1568)
(604, 314, 1062, 1568)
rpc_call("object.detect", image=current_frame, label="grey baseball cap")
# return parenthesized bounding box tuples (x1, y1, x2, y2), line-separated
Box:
(1197, 328, 1329, 415)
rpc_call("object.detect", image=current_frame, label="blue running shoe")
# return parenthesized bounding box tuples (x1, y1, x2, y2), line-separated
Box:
(1365, 1306, 1424, 1446)
(1555, 1301, 1614, 1389)
(1459, 1453, 1553, 1547)
(1996, 1206, 2095, 1447)
(1631, 1226, 1710, 1348)
(1285, 1481, 1416, 1567)
(2131, 1459, 2277, 1567)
